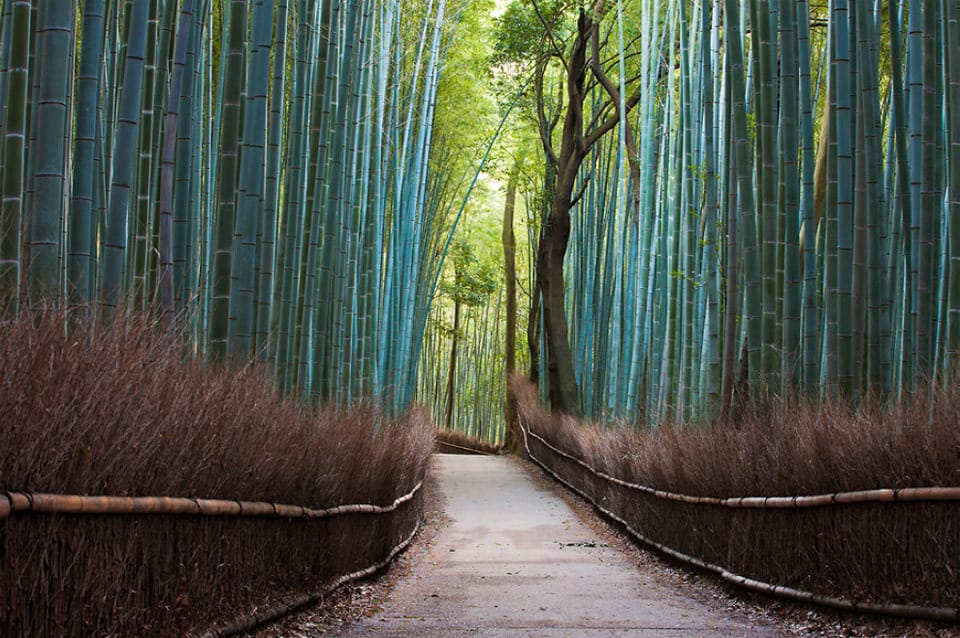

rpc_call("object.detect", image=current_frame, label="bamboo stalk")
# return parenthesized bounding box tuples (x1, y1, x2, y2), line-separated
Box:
(207, 0, 248, 358)
(0, 0, 31, 317)
(159, 0, 196, 326)
(101, 0, 150, 315)
(68, 0, 105, 314)
(24, 0, 75, 304)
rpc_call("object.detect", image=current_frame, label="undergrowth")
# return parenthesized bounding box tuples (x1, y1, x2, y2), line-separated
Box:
(0, 309, 434, 505)
(513, 376, 960, 497)
(0, 308, 434, 636)
(513, 376, 960, 611)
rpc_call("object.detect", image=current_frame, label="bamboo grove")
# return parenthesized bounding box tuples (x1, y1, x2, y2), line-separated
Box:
(474, 0, 960, 427)
(0, 0, 481, 413)
(5, 0, 960, 436)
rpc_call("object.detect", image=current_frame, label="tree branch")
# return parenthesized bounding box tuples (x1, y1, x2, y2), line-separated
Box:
(535, 58, 559, 166)
(585, 20, 642, 197)
(531, 0, 568, 72)
(582, 85, 640, 152)
(569, 172, 591, 208)
(581, 19, 641, 154)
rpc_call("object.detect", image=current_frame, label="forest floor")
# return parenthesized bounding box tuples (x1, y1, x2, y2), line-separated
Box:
(259, 454, 956, 637)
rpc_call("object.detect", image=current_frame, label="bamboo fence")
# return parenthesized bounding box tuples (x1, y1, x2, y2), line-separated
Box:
(519, 418, 960, 623)
(0, 483, 421, 521)
(201, 520, 421, 638)
(0, 482, 424, 636)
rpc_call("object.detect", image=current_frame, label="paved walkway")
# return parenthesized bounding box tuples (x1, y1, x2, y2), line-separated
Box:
(343, 454, 783, 637)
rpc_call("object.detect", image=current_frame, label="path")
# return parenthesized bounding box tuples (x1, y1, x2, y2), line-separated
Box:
(343, 454, 784, 637)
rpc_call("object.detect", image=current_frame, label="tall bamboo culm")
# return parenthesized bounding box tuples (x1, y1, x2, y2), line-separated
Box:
(0, 0, 466, 414)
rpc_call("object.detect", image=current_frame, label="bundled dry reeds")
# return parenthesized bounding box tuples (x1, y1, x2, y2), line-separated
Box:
(512, 376, 960, 615)
(0, 310, 435, 636)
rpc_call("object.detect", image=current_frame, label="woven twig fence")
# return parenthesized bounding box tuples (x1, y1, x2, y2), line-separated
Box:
(519, 419, 960, 622)
(0, 482, 423, 637)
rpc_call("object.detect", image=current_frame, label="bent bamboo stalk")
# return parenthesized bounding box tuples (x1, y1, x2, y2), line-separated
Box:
(525, 429, 960, 507)
(519, 420, 959, 623)
(0, 482, 422, 521)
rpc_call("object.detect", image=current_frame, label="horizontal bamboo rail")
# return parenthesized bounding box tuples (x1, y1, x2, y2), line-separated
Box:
(524, 429, 960, 507)
(200, 519, 422, 638)
(519, 419, 960, 623)
(0, 482, 422, 521)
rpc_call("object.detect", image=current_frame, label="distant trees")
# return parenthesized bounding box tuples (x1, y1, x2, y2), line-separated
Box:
(440, 242, 498, 430)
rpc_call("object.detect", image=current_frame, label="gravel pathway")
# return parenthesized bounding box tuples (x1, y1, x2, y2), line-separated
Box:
(339, 454, 784, 637)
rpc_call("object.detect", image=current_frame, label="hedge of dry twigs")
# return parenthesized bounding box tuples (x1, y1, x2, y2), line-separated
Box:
(512, 377, 960, 616)
(0, 310, 434, 636)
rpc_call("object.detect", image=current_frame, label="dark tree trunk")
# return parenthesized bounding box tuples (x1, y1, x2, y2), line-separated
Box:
(535, 11, 591, 416)
(530, 8, 641, 416)
(502, 176, 521, 452)
(504, 177, 518, 378)
(528, 150, 554, 387)
(527, 276, 541, 383)
(443, 297, 461, 431)
(538, 185, 580, 415)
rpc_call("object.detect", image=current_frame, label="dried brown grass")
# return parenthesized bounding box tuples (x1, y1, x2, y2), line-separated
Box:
(512, 376, 960, 498)
(512, 376, 960, 611)
(0, 309, 435, 636)
(0, 310, 434, 504)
